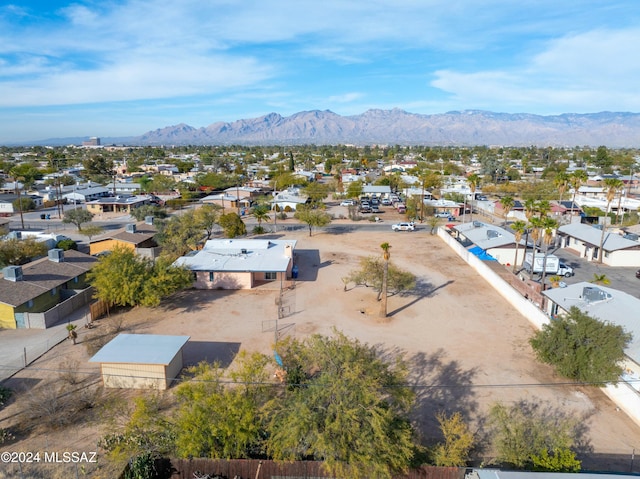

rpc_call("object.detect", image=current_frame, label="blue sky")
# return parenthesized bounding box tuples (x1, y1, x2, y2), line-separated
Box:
(1, 1, 640, 143)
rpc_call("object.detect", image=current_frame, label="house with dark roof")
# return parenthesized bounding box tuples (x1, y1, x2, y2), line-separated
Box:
(89, 220, 159, 259)
(86, 195, 152, 215)
(0, 249, 97, 329)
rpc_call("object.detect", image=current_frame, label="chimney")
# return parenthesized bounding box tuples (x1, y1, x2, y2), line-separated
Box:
(284, 243, 293, 258)
(3, 265, 23, 282)
(48, 248, 64, 262)
(126, 224, 137, 233)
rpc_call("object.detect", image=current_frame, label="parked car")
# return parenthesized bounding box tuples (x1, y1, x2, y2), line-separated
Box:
(340, 199, 355, 206)
(636, 269, 640, 279)
(381, 198, 391, 206)
(392, 222, 415, 231)
(558, 262, 574, 277)
(435, 212, 452, 218)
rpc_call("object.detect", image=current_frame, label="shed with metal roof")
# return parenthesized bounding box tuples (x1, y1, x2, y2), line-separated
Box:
(89, 334, 190, 389)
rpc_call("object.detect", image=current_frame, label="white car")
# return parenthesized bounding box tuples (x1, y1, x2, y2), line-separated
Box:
(391, 222, 415, 231)
(340, 200, 355, 206)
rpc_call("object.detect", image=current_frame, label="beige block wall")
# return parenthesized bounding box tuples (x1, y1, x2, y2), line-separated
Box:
(100, 363, 167, 390)
(165, 353, 184, 388)
(605, 249, 640, 267)
(195, 271, 253, 289)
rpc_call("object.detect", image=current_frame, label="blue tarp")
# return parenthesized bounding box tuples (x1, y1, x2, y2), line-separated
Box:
(469, 245, 497, 261)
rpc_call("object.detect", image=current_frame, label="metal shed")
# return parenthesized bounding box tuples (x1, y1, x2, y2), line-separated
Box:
(89, 334, 190, 390)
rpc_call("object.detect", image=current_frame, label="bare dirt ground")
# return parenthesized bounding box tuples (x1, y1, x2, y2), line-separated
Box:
(2, 227, 640, 477)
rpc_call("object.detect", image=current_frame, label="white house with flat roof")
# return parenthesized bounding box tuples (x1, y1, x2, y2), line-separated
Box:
(173, 239, 297, 289)
(90, 334, 190, 390)
(453, 221, 524, 266)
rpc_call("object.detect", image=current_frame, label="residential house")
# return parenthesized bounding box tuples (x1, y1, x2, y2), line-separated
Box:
(271, 188, 309, 212)
(173, 239, 297, 290)
(63, 185, 111, 204)
(363, 185, 392, 198)
(557, 223, 640, 266)
(0, 249, 97, 329)
(86, 195, 152, 215)
(543, 283, 640, 388)
(452, 221, 523, 266)
(90, 220, 159, 259)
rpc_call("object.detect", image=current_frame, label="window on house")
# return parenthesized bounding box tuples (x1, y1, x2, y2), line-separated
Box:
(51, 287, 57, 296)
(27, 300, 34, 308)
(265, 272, 277, 280)
(192, 272, 197, 281)
(209, 272, 215, 282)
(73, 276, 79, 283)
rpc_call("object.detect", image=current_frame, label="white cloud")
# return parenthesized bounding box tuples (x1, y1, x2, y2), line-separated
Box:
(431, 27, 640, 113)
(327, 92, 365, 103)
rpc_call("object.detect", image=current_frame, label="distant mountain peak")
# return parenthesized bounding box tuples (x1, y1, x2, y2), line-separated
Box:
(26, 109, 638, 148)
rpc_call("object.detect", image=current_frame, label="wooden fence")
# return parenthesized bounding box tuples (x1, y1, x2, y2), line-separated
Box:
(90, 298, 109, 322)
(120, 458, 465, 479)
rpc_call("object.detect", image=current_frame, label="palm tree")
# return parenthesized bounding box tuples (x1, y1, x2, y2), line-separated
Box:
(524, 198, 537, 221)
(569, 170, 588, 216)
(510, 220, 527, 273)
(535, 199, 551, 219)
(500, 196, 514, 225)
(598, 178, 624, 263)
(379, 242, 391, 319)
(554, 172, 570, 204)
(8, 169, 25, 229)
(467, 174, 481, 222)
(528, 216, 544, 275)
(540, 217, 559, 290)
(591, 273, 611, 285)
(252, 203, 271, 229)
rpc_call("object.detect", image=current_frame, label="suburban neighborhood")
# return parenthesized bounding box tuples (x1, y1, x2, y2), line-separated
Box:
(1, 143, 640, 478)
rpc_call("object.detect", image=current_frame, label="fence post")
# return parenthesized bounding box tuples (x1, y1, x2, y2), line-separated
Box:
(23, 347, 27, 367)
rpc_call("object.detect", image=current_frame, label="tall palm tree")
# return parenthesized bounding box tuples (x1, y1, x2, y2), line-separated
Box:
(535, 199, 551, 219)
(540, 217, 559, 289)
(528, 216, 544, 275)
(598, 178, 624, 263)
(252, 203, 271, 229)
(569, 170, 588, 216)
(554, 172, 570, 204)
(510, 220, 527, 273)
(379, 242, 391, 319)
(500, 196, 514, 225)
(467, 174, 481, 222)
(524, 198, 537, 221)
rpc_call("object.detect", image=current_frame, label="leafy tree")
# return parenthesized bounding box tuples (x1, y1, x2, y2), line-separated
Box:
(100, 395, 176, 461)
(82, 156, 115, 183)
(266, 332, 416, 479)
(56, 238, 78, 251)
(0, 238, 48, 266)
(78, 225, 104, 243)
(219, 212, 247, 238)
(530, 306, 631, 384)
(147, 174, 177, 194)
(12, 197, 36, 212)
(346, 180, 364, 199)
(489, 401, 581, 471)
(87, 245, 192, 309)
(194, 204, 222, 240)
(347, 256, 416, 300)
(302, 182, 330, 207)
(430, 412, 474, 467)
(156, 211, 204, 258)
(174, 353, 272, 459)
(62, 208, 94, 231)
(129, 205, 168, 222)
(294, 205, 331, 236)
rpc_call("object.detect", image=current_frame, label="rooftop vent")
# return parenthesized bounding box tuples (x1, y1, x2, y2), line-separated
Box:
(125, 224, 137, 234)
(486, 230, 501, 239)
(3, 265, 23, 282)
(623, 233, 639, 241)
(472, 221, 483, 228)
(582, 286, 612, 304)
(8, 231, 22, 240)
(241, 248, 247, 254)
(48, 248, 64, 262)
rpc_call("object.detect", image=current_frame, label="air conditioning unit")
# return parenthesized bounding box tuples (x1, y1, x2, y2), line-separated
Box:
(144, 216, 154, 225)
(48, 248, 64, 262)
(126, 224, 137, 233)
(3, 265, 23, 282)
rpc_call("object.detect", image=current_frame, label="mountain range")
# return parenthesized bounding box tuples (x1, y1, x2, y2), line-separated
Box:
(19, 109, 640, 147)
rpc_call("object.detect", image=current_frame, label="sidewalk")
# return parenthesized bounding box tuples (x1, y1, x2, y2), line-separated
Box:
(0, 305, 92, 383)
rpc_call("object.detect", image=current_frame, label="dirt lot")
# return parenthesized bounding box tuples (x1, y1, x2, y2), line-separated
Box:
(2, 227, 640, 476)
